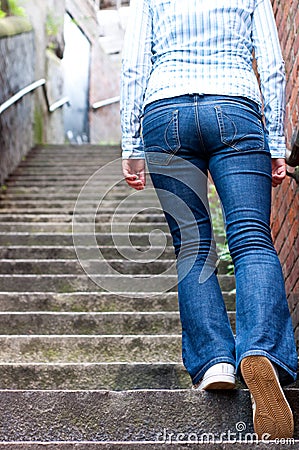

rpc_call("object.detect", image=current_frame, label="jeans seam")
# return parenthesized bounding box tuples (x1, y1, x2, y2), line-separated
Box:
(194, 102, 207, 154)
(164, 109, 180, 153)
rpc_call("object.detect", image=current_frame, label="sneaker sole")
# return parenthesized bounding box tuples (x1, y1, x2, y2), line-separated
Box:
(241, 356, 294, 439)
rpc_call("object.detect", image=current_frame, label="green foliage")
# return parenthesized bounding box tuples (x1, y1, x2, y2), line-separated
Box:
(208, 183, 234, 275)
(46, 12, 62, 37)
(0, 0, 7, 17)
(0, 0, 26, 18)
(7, 0, 25, 16)
(34, 108, 44, 145)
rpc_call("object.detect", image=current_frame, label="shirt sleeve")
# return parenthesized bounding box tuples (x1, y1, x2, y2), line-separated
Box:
(251, 0, 286, 158)
(120, 0, 152, 159)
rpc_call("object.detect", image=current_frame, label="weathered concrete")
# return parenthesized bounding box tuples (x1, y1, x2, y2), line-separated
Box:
(0, 443, 298, 450)
(0, 274, 234, 293)
(24, 0, 66, 144)
(0, 30, 35, 184)
(0, 390, 297, 441)
(0, 17, 32, 37)
(0, 143, 296, 445)
(0, 335, 182, 363)
(0, 245, 174, 260)
(0, 258, 177, 274)
(3, 363, 298, 391)
(0, 291, 235, 312)
(0, 222, 169, 233)
(0, 362, 190, 390)
(0, 311, 183, 335)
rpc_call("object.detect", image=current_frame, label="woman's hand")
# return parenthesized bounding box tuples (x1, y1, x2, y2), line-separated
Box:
(122, 158, 146, 190)
(271, 158, 286, 187)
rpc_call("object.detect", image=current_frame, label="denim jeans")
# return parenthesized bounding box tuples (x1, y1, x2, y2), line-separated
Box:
(142, 94, 298, 386)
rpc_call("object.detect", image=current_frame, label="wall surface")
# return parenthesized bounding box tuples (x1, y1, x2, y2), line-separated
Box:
(0, 0, 71, 185)
(66, 0, 122, 145)
(270, 0, 299, 347)
(24, 0, 66, 144)
(0, 28, 35, 184)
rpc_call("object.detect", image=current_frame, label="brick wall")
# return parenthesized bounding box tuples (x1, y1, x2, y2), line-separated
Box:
(270, 0, 299, 347)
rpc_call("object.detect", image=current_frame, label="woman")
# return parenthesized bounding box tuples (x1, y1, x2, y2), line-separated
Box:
(120, 0, 297, 439)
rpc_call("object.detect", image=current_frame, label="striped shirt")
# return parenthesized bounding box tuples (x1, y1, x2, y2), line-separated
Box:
(121, 0, 286, 159)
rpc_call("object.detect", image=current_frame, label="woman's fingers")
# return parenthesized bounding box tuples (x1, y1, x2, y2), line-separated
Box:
(122, 159, 146, 190)
(271, 158, 286, 187)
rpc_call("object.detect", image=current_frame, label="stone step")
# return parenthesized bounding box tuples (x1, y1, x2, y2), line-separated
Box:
(0, 200, 161, 209)
(0, 214, 165, 223)
(0, 292, 236, 313)
(0, 222, 169, 233)
(0, 142, 296, 449)
(6, 175, 125, 183)
(28, 143, 122, 151)
(0, 390, 297, 441)
(0, 443, 298, 449)
(5, 168, 124, 175)
(0, 186, 155, 198)
(0, 311, 215, 335)
(0, 335, 182, 363)
(0, 232, 173, 247)
(0, 210, 164, 216)
(1, 186, 135, 194)
(6, 174, 125, 182)
(16, 151, 122, 162)
(5, 161, 121, 170)
(0, 246, 175, 261)
(16, 158, 122, 164)
(0, 362, 296, 391)
(13, 161, 123, 169)
(0, 207, 162, 214)
(0, 274, 235, 293)
(4, 180, 131, 187)
(0, 311, 236, 334)
(0, 259, 233, 276)
(0, 193, 158, 201)
(0, 363, 190, 390)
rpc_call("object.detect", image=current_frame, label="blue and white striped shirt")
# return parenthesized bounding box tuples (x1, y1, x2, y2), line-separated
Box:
(121, 0, 286, 159)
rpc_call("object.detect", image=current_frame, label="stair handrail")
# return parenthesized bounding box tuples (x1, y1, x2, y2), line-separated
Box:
(92, 95, 120, 110)
(0, 79, 46, 115)
(0, 78, 70, 115)
(48, 96, 70, 112)
(286, 129, 299, 184)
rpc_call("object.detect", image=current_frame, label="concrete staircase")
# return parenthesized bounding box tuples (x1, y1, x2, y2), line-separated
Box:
(0, 144, 297, 448)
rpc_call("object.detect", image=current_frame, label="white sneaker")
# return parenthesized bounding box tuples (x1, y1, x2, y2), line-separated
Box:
(241, 356, 294, 439)
(194, 363, 236, 390)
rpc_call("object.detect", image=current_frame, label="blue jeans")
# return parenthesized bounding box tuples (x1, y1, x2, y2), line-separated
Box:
(142, 94, 298, 386)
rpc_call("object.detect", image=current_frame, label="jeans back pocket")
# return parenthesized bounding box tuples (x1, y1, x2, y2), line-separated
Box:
(215, 103, 265, 152)
(142, 108, 181, 165)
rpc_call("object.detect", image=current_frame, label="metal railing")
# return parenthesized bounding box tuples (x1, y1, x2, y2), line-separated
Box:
(91, 95, 120, 110)
(286, 129, 299, 184)
(0, 79, 70, 115)
(0, 79, 45, 115)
